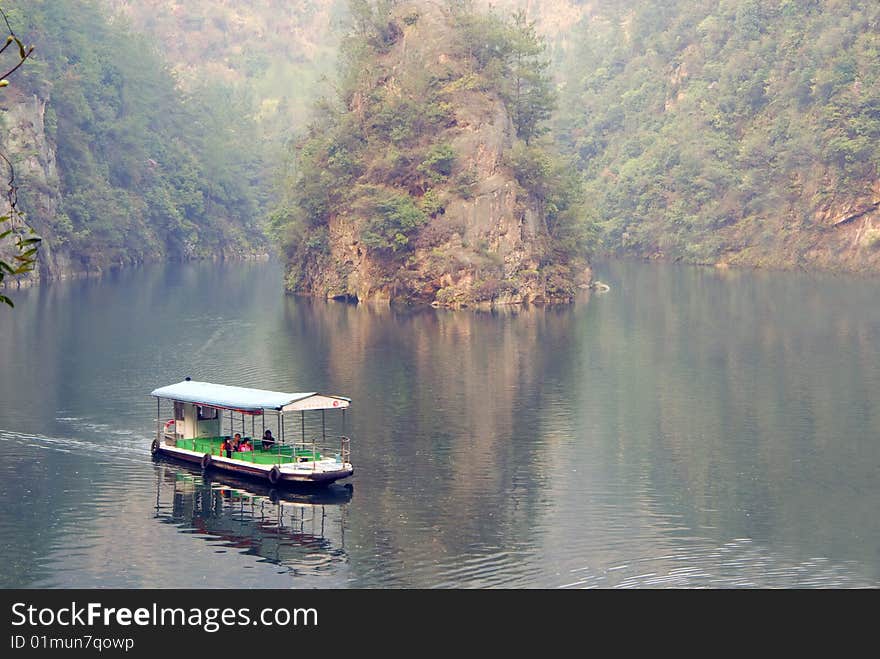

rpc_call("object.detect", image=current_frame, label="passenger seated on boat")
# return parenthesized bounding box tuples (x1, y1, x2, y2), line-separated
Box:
(262, 429, 275, 451)
(232, 433, 242, 452)
(239, 438, 253, 452)
(220, 437, 233, 458)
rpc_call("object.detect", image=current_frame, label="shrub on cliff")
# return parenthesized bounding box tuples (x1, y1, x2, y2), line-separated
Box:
(357, 186, 427, 253)
(417, 143, 456, 184)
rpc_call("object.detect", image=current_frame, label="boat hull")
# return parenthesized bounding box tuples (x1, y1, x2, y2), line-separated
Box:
(154, 444, 353, 487)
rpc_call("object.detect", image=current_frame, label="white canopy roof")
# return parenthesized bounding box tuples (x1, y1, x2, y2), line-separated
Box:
(151, 380, 351, 413)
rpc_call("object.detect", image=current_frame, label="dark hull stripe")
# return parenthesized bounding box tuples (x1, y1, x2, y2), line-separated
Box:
(155, 447, 352, 487)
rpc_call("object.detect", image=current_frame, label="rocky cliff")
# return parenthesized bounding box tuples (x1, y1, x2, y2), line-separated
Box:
(716, 175, 880, 272)
(0, 87, 67, 284)
(282, 1, 589, 307)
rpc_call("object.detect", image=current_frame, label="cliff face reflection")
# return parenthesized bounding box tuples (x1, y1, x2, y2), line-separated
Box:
(272, 299, 588, 585)
(271, 264, 880, 587)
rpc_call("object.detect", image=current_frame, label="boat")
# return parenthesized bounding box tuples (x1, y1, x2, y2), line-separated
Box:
(150, 378, 353, 486)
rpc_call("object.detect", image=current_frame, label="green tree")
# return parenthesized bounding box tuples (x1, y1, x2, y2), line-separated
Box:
(505, 10, 555, 145)
(457, 8, 556, 144)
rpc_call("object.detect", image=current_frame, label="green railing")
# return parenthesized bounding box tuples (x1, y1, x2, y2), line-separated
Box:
(167, 436, 351, 467)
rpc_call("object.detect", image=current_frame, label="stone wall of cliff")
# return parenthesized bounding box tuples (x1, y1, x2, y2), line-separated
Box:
(717, 175, 880, 272)
(0, 87, 68, 285)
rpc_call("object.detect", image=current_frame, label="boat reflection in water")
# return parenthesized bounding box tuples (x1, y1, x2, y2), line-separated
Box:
(152, 463, 352, 576)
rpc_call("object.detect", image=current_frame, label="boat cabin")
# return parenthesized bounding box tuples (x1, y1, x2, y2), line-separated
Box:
(150, 379, 353, 486)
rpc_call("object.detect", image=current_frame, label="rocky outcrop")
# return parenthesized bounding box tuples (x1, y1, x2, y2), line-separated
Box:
(291, 1, 588, 308)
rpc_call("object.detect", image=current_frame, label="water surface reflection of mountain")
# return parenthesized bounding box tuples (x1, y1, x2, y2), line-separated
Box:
(1, 260, 878, 587)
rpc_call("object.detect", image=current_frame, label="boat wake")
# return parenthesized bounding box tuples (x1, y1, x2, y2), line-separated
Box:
(54, 413, 137, 437)
(0, 428, 152, 464)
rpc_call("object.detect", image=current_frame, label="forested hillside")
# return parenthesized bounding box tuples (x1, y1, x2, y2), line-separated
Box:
(0, 0, 264, 278)
(555, 0, 880, 269)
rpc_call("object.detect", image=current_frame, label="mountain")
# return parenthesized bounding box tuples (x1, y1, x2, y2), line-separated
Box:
(0, 0, 264, 281)
(271, 1, 591, 307)
(112, 0, 880, 275)
(4, 0, 879, 289)
(554, 0, 880, 270)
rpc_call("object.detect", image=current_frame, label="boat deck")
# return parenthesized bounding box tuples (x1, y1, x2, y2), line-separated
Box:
(169, 437, 324, 465)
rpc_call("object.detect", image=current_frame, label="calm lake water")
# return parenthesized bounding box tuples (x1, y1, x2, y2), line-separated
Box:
(0, 259, 878, 588)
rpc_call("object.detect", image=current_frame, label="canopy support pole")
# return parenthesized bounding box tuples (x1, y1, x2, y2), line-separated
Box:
(318, 410, 325, 470)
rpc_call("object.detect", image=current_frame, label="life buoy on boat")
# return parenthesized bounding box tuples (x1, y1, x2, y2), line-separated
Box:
(201, 454, 212, 470)
(150, 439, 160, 455)
(268, 465, 281, 485)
